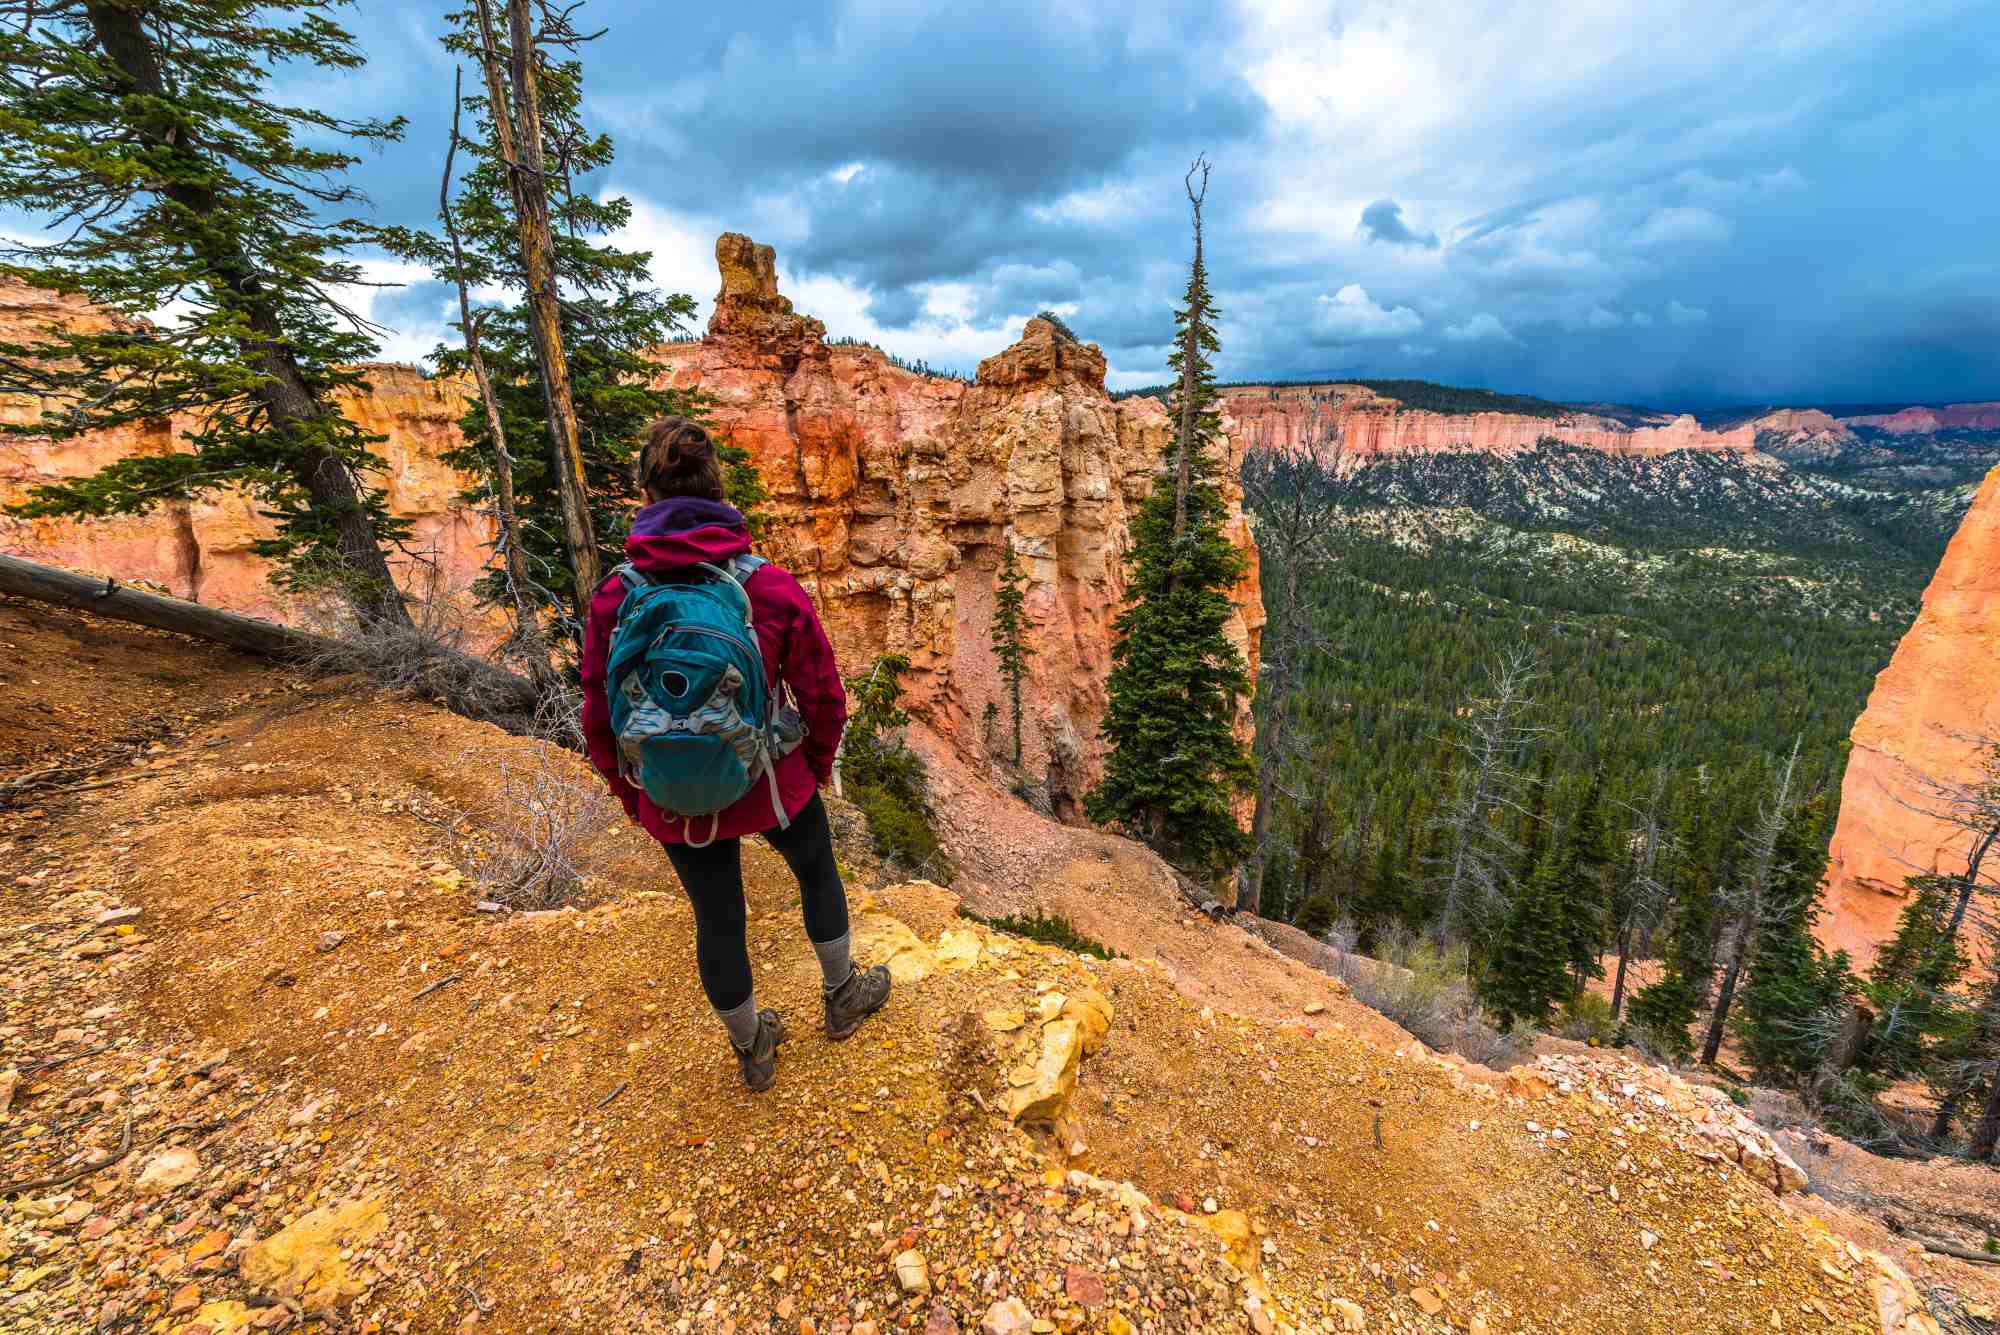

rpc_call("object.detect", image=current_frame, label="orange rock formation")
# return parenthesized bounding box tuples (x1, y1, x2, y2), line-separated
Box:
(1217, 383, 1760, 458)
(1823, 461, 2000, 966)
(0, 281, 491, 622)
(0, 247, 1264, 810)
(652, 234, 1262, 812)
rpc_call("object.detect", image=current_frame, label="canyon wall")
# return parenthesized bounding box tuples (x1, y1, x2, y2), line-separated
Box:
(0, 282, 492, 623)
(1843, 402, 2000, 434)
(0, 249, 1264, 812)
(1214, 383, 1760, 457)
(1822, 460, 2000, 966)
(651, 234, 1262, 814)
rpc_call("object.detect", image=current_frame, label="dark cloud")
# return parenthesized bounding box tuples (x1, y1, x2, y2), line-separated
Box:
(864, 286, 926, 331)
(1358, 199, 1438, 249)
(184, 0, 2000, 407)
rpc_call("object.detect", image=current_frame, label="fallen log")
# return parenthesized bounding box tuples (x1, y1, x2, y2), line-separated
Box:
(0, 553, 542, 726)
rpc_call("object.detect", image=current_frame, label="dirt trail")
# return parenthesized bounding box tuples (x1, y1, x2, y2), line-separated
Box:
(0, 599, 1916, 1333)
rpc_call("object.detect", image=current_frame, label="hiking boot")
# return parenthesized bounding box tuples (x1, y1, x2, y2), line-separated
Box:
(824, 963, 892, 1041)
(733, 1009, 786, 1092)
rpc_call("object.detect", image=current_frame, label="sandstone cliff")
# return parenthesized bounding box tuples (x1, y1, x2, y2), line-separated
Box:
(1822, 460, 2000, 965)
(0, 280, 492, 622)
(0, 250, 1263, 811)
(1216, 382, 1760, 457)
(1844, 402, 2000, 434)
(652, 234, 1262, 813)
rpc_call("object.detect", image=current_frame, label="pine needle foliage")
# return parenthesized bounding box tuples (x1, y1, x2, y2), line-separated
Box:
(1479, 846, 1576, 1031)
(383, 6, 763, 628)
(1085, 160, 1252, 878)
(0, 0, 413, 624)
(990, 542, 1032, 764)
(841, 655, 954, 882)
(1736, 795, 1856, 1083)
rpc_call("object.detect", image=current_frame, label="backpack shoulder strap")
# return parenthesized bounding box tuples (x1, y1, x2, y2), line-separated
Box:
(728, 554, 768, 583)
(611, 561, 650, 591)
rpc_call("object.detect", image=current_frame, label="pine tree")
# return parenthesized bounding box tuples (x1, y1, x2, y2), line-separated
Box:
(1086, 160, 1253, 879)
(384, 6, 760, 633)
(1737, 795, 1855, 1085)
(1628, 786, 1723, 1059)
(0, 0, 413, 627)
(1555, 768, 1613, 988)
(1868, 876, 1972, 1077)
(990, 542, 1032, 764)
(1480, 846, 1576, 1031)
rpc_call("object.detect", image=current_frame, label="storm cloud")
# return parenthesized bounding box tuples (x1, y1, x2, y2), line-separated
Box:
(1358, 199, 1439, 249)
(100, 0, 2000, 408)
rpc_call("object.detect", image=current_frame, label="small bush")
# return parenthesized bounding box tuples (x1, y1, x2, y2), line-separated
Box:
(458, 739, 618, 910)
(962, 906, 1120, 960)
(842, 655, 955, 883)
(1034, 309, 1081, 343)
(287, 549, 541, 729)
(1555, 992, 1619, 1046)
(1724, 1084, 1751, 1108)
(1328, 932, 1533, 1068)
(1294, 893, 1339, 939)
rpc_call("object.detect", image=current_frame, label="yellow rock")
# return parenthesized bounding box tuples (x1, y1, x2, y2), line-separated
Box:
(1037, 992, 1067, 1021)
(983, 1008, 1027, 1033)
(853, 915, 935, 984)
(239, 1197, 385, 1314)
(1002, 1018, 1083, 1124)
(1060, 987, 1114, 1056)
(191, 1300, 255, 1335)
(1197, 1209, 1256, 1272)
(934, 928, 982, 971)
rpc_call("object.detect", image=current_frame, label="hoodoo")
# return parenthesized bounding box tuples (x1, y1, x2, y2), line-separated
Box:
(651, 234, 1262, 811)
(0, 241, 1263, 811)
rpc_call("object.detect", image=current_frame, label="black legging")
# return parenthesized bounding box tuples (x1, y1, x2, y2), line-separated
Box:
(662, 792, 849, 1012)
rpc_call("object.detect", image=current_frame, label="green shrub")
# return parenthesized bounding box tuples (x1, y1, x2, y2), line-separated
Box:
(962, 906, 1120, 960)
(1294, 893, 1339, 938)
(1555, 992, 1619, 1046)
(842, 655, 954, 882)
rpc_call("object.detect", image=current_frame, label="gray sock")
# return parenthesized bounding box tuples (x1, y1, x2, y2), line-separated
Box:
(715, 996, 761, 1050)
(813, 932, 854, 993)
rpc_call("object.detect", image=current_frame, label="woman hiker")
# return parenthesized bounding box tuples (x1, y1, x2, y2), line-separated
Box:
(580, 416, 892, 1091)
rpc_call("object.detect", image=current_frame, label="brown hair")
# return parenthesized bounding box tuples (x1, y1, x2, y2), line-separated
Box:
(636, 416, 725, 502)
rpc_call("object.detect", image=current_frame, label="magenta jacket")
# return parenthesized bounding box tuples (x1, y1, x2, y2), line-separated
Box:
(579, 497, 847, 845)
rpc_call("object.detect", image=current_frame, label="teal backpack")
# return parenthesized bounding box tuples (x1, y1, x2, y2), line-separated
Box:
(604, 555, 800, 845)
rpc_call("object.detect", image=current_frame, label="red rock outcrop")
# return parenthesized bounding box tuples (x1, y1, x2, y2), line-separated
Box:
(1822, 460, 2000, 966)
(1843, 402, 2000, 434)
(1217, 383, 1759, 458)
(0, 281, 492, 622)
(652, 234, 1262, 812)
(0, 246, 1263, 810)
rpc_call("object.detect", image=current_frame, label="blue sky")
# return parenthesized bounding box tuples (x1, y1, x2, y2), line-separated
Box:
(298, 0, 1997, 408)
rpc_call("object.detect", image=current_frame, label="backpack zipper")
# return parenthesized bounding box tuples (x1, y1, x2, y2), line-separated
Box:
(646, 622, 760, 664)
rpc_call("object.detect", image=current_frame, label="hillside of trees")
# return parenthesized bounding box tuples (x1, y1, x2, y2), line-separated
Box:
(1248, 443, 1981, 1107)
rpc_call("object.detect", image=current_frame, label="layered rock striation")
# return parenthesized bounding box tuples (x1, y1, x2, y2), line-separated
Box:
(1822, 460, 2000, 965)
(652, 234, 1262, 812)
(0, 280, 491, 623)
(0, 244, 1263, 810)
(1217, 383, 1760, 458)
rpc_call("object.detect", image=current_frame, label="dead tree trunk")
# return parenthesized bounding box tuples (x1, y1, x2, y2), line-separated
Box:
(472, 0, 600, 625)
(0, 554, 539, 724)
(440, 67, 554, 691)
(1610, 924, 1634, 1019)
(1971, 1073, 2000, 1161)
(1170, 159, 1207, 542)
